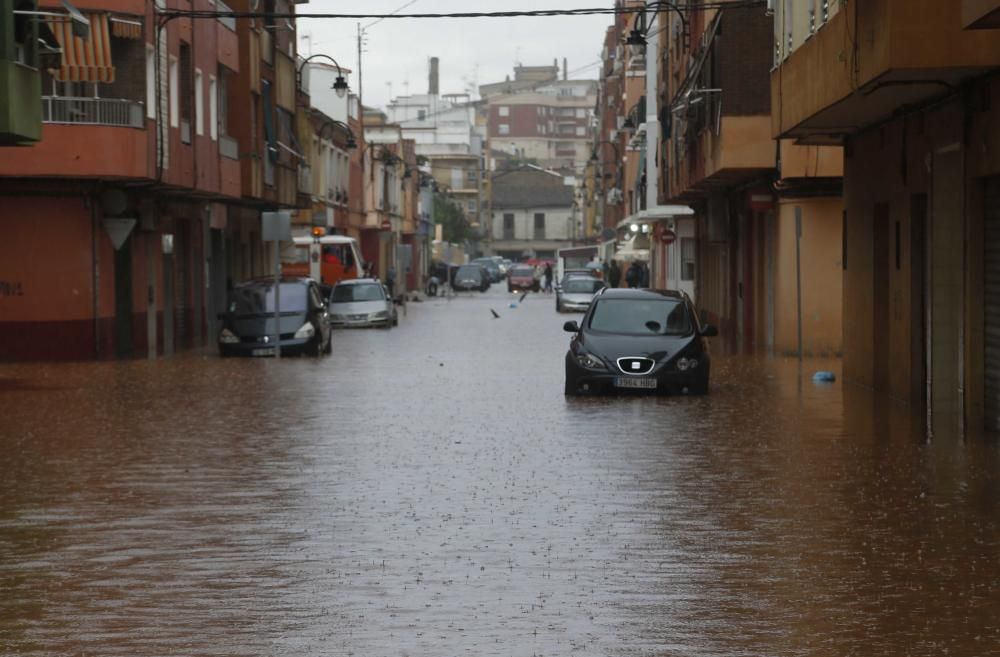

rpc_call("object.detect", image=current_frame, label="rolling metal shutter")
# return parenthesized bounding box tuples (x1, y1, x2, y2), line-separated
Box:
(985, 177, 1000, 430)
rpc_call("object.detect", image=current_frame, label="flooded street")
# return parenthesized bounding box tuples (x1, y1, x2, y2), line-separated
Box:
(2, 288, 999, 657)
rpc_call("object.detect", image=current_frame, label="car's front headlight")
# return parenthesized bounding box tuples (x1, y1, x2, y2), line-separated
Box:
(219, 328, 239, 344)
(294, 322, 316, 339)
(574, 352, 606, 370)
(676, 357, 699, 371)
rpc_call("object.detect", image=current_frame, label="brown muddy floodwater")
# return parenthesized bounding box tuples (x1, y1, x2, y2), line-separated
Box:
(1, 287, 999, 657)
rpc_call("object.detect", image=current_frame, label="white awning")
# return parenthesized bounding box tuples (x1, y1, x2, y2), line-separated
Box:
(615, 205, 694, 230)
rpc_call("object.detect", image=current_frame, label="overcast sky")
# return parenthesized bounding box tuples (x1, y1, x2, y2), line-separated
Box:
(296, 1, 612, 110)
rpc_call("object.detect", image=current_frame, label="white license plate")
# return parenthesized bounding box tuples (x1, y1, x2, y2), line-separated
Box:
(252, 348, 275, 357)
(614, 377, 657, 389)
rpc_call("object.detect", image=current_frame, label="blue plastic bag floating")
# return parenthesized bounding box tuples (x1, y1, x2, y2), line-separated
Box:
(508, 303, 518, 309)
(813, 371, 836, 383)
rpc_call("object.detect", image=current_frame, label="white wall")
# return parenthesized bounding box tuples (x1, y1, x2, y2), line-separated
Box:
(307, 64, 349, 122)
(493, 207, 573, 241)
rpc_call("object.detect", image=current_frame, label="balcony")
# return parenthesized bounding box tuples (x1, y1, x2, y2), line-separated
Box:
(772, 0, 1000, 143)
(964, 0, 1000, 28)
(42, 96, 144, 129)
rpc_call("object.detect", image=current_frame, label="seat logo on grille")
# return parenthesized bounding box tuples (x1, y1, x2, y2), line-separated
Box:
(616, 357, 654, 375)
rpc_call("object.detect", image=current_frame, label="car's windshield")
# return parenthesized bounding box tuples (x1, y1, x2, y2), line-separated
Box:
(588, 298, 692, 335)
(563, 278, 605, 294)
(330, 283, 384, 303)
(229, 283, 309, 314)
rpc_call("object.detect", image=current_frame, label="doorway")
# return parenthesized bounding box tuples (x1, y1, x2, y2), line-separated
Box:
(114, 236, 134, 358)
(873, 203, 890, 392)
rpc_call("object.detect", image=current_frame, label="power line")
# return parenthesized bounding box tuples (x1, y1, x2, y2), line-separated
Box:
(157, 3, 767, 23)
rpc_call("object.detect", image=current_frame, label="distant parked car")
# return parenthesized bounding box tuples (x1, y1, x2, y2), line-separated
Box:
(471, 257, 503, 282)
(454, 264, 490, 292)
(218, 278, 331, 357)
(556, 276, 606, 312)
(328, 278, 397, 328)
(507, 265, 539, 292)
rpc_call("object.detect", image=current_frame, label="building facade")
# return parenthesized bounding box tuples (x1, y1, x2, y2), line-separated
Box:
(488, 165, 576, 260)
(0, 0, 306, 360)
(772, 0, 1000, 433)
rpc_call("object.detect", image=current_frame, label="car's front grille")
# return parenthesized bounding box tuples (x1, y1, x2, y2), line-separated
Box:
(616, 357, 655, 375)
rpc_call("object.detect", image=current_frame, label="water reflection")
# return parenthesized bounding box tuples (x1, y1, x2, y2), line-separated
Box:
(1, 293, 997, 656)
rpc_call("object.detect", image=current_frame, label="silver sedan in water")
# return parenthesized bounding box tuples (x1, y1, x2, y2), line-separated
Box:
(555, 276, 606, 312)
(327, 279, 397, 328)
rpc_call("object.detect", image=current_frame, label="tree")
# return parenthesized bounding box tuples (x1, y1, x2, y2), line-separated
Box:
(433, 191, 470, 243)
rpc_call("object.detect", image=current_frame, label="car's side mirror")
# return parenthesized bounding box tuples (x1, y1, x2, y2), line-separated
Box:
(563, 320, 579, 333)
(701, 324, 718, 337)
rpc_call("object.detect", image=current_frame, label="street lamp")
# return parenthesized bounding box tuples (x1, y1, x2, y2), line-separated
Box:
(319, 119, 358, 150)
(297, 54, 349, 98)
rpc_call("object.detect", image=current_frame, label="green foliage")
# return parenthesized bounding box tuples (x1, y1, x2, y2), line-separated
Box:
(433, 192, 470, 243)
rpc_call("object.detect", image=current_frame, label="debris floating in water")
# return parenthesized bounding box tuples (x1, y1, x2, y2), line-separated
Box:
(508, 303, 518, 309)
(813, 371, 836, 383)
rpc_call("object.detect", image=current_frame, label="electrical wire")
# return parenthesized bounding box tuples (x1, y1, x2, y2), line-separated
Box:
(156, 3, 768, 22)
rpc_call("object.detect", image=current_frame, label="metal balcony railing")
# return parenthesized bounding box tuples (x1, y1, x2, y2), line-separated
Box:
(42, 97, 144, 128)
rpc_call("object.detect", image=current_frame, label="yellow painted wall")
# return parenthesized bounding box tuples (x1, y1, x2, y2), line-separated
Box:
(774, 198, 844, 356)
(780, 142, 843, 178)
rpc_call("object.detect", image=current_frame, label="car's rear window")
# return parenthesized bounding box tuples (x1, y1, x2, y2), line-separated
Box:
(330, 283, 384, 303)
(230, 283, 308, 313)
(457, 266, 482, 277)
(563, 278, 605, 294)
(511, 267, 534, 277)
(588, 298, 692, 335)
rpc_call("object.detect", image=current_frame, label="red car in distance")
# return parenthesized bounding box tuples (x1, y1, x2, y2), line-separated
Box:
(507, 265, 539, 292)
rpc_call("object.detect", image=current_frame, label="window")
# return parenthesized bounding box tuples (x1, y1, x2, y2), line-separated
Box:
(588, 299, 692, 335)
(576, 108, 586, 119)
(498, 106, 509, 117)
(534, 213, 545, 239)
(194, 68, 204, 136)
(681, 238, 696, 281)
(498, 123, 510, 135)
(209, 75, 217, 140)
(575, 126, 586, 137)
(145, 45, 155, 119)
(467, 200, 477, 213)
(465, 169, 477, 187)
(451, 167, 463, 190)
(178, 42, 192, 130)
(417, 109, 426, 121)
(503, 213, 515, 240)
(217, 66, 231, 136)
(168, 56, 179, 128)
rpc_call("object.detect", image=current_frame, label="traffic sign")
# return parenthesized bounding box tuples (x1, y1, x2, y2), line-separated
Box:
(660, 228, 677, 245)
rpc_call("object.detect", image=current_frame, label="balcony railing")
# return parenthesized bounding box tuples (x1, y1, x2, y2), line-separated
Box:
(42, 96, 144, 128)
(219, 135, 239, 160)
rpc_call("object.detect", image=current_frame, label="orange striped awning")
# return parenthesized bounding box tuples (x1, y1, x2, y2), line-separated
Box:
(110, 16, 143, 40)
(47, 13, 115, 84)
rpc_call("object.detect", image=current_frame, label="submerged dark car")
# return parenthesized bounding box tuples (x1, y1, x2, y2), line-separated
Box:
(562, 288, 717, 395)
(454, 264, 490, 292)
(218, 278, 332, 357)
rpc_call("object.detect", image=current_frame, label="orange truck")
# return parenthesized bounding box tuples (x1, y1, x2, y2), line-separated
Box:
(282, 234, 366, 287)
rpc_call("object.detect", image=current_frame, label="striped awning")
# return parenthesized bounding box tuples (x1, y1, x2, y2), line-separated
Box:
(47, 13, 114, 83)
(109, 16, 143, 40)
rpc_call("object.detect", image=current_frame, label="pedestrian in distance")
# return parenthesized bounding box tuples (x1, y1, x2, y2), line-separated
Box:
(608, 260, 621, 288)
(640, 262, 650, 288)
(625, 261, 641, 288)
(543, 263, 554, 293)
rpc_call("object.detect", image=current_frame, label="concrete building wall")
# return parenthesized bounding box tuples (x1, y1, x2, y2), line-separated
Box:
(774, 197, 844, 356)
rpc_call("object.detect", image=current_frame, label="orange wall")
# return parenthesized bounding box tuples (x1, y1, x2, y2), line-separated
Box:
(0, 197, 95, 322)
(780, 142, 843, 179)
(774, 197, 843, 357)
(0, 126, 148, 179)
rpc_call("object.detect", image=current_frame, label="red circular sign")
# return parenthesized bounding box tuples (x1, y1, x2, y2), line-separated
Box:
(380, 220, 392, 231)
(660, 229, 677, 245)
